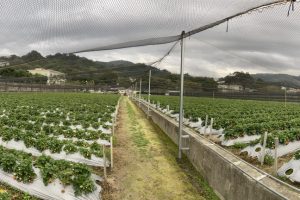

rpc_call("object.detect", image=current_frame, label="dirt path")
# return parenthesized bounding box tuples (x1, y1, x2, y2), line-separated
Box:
(104, 97, 218, 200)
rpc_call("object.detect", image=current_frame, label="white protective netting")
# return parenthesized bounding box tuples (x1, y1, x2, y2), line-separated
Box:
(0, 0, 291, 55)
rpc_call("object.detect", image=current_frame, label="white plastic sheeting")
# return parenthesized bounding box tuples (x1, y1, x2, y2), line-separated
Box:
(189, 118, 203, 128)
(0, 138, 109, 167)
(56, 135, 111, 146)
(221, 135, 261, 146)
(241, 140, 300, 160)
(70, 124, 112, 134)
(0, 168, 102, 200)
(278, 159, 300, 183)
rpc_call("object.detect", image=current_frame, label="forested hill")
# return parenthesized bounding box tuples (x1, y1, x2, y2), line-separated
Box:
(0, 51, 217, 91)
(252, 73, 300, 88)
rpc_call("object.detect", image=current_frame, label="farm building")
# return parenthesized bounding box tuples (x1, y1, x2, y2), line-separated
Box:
(0, 61, 9, 67)
(217, 84, 243, 92)
(28, 68, 66, 85)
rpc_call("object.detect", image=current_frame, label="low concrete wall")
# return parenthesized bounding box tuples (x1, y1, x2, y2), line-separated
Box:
(133, 98, 300, 200)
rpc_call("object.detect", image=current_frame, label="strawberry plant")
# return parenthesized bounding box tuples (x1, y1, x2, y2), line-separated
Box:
(79, 148, 92, 159)
(0, 93, 120, 197)
(63, 143, 78, 154)
(14, 159, 36, 183)
(0, 154, 17, 173)
(294, 150, 300, 160)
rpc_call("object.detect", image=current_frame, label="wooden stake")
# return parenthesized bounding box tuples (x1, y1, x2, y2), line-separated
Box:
(103, 145, 107, 179)
(110, 136, 113, 169)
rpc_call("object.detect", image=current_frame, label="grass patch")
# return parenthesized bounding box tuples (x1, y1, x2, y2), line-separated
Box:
(0, 182, 38, 200)
(145, 117, 219, 200)
(232, 142, 248, 149)
(126, 102, 149, 152)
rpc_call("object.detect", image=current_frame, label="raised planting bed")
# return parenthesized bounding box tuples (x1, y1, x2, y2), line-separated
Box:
(0, 93, 120, 199)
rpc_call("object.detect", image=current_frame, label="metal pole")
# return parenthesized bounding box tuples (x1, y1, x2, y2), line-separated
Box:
(178, 31, 185, 159)
(147, 70, 151, 117)
(285, 88, 287, 107)
(139, 78, 142, 107)
(135, 81, 137, 98)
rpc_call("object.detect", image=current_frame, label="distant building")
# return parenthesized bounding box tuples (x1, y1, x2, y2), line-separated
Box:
(165, 90, 180, 96)
(218, 84, 243, 92)
(28, 68, 66, 85)
(0, 61, 9, 67)
(119, 90, 126, 95)
(285, 87, 300, 93)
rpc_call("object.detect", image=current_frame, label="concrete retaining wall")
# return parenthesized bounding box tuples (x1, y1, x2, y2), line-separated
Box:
(133, 98, 300, 200)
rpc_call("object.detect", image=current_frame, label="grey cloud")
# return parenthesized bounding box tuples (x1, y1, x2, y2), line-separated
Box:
(0, 0, 299, 78)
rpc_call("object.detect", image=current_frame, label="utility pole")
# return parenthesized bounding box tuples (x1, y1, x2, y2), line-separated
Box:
(178, 31, 185, 159)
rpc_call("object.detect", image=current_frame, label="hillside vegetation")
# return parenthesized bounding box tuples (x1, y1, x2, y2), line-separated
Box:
(0, 51, 217, 92)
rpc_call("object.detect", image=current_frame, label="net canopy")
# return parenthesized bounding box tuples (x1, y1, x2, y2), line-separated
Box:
(0, 0, 300, 78)
(0, 0, 293, 55)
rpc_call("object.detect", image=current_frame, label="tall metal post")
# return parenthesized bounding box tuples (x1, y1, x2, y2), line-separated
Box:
(285, 88, 287, 107)
(178, 31, 185, 159)
(139, 78, 142, 107)
(135, 81, 137, 98)
(147, 69, 152, 117)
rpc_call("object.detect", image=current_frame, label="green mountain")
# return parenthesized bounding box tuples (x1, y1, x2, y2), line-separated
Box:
(0, 51, 217, 93)
(252, 73, 300, 88)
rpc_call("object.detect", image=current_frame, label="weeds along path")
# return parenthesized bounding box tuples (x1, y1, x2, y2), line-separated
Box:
(105, 97, 218, 200)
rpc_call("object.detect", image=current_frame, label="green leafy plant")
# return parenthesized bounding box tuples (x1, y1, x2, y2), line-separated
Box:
(294, 150, 300, 160)
(0, 192, 11, 200)
(79, 148, 92, 159)
(63, 144, 78, 154)
(14, 159, 36, 183)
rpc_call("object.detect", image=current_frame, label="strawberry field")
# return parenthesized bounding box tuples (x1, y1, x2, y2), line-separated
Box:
(146, 95, 300, 183)
(0, 93, 119, 199)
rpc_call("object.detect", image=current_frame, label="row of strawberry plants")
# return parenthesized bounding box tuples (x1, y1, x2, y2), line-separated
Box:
(0, 146, 96, 196)
(0, 93, 119, 198)
(0, 123, 110, 141)
(148, 95, 300, 139)
(1, 116, 112, 131)
(0, 93, 118, 132)
(0, 128, 104, 159)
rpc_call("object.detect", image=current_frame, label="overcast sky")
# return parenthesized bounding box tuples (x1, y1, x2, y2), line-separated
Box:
(0, 0, 299, 78)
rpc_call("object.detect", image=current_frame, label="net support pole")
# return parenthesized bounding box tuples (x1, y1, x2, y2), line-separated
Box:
(139, 78, 142, 107)
(285, 88, 287, 107)
(178, 31, 185, 159)
(147, 70, 151, 117)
